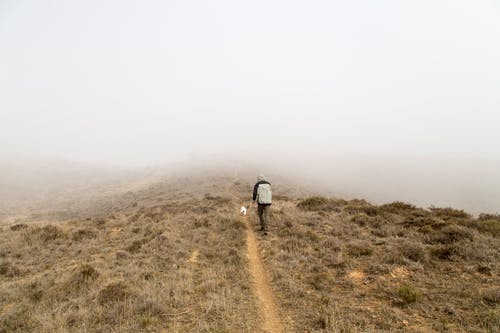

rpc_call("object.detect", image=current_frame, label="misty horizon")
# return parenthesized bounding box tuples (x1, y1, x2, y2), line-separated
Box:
(1, 1, 499, 214)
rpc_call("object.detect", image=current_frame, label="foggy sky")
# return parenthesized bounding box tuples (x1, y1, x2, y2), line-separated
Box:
(1, 0, 499, 165)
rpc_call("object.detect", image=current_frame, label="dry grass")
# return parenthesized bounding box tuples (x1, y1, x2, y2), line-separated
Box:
(1, 177, 499, 332)
(0, 183, 260, 332)
(259, 196, 500, 332)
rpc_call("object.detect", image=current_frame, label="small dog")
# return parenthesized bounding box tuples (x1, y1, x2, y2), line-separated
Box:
(240, 206, 247, 216)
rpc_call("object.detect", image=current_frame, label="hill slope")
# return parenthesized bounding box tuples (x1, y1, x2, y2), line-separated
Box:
(0, 173, 499, 332)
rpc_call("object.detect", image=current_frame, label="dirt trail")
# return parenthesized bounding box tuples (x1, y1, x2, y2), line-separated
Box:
(242, 215, 284, 333)
(225, 175, 284, 333)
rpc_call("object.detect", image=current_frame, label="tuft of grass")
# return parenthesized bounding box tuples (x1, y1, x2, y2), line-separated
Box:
(347, 241, 373, 257)
(481, 288, 500, 306)
(0, 261, 21, 277)
(72, 228, 97, 241)
(478, 309, 500, 332)
(98, 281, 132, 305)
(126, 239, 144, 253)
(73, 264, 99, 284)
(25, 281, 44, 302)
(398, 283, 421, 305)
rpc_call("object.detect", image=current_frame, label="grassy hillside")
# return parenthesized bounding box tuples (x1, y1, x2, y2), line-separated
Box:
(0, 174, 499, 332)
(260, 197, 499, 332)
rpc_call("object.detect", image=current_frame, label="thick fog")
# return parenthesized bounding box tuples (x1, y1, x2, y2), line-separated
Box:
(1, 1, 499, 213)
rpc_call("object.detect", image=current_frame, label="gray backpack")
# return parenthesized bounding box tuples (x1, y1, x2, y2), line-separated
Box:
(257, 183, 272, 204)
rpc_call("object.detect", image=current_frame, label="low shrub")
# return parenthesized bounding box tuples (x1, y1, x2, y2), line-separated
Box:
(473, 219, 500, 237)
(481, 288, 500, 305)
(27, 225, 66, 242)
(379, 201, 417, 215)
(126, 240, 144, 253)
(345, 205, 378, 216)
(431, 244, 458, 260)
(0, 261, 21, 277)
(98, 282, 132, 305)
(25, 281, 43, 302)
(72, 228, 97, 241)
(347, 241, 373, 257)
(398, 283, 421, 305)
(432, 225, 474, 244)
(73, 264, 99, 284)
(0, 304, 36, 332)
(478, 213, 500, 221)
(386, 240, 428, 264)
(10, 224, 28, 231)
(429, 207, 470, 220)
(297, 196, 346, 211)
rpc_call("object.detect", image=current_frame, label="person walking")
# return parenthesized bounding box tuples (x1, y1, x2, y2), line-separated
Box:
(253, 175, 272, 235)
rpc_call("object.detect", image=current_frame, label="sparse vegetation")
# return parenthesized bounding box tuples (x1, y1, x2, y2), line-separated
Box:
(260, 195, 499, 332)
(0, 176, 498, 332)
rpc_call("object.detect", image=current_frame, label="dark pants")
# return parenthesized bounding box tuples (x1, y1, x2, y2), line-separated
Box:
(257, 204, 271, 231)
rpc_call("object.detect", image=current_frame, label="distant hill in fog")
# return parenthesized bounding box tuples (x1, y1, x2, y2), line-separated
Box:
(0, 154, 499, 215)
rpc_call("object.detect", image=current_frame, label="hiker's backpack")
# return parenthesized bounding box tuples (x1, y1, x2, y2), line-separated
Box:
(257, 183, 272, 204)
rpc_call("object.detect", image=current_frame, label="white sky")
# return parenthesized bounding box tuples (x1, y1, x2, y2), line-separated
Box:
(1, 0, 499, 165)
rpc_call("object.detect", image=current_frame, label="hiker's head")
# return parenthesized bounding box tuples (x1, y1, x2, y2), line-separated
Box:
(257, 174, 266, 181)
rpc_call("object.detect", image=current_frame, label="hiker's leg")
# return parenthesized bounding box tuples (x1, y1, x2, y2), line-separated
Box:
(262, 205, 270, 232)
(257, 204, 265, 230)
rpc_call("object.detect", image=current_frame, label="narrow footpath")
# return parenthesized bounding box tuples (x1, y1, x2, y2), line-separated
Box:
(242, 215, 284, 333)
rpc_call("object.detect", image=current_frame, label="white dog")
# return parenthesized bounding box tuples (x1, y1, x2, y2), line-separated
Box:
(240, 206, 247, 216)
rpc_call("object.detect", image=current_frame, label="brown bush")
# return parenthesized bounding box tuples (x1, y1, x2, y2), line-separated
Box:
(72, 228, 97, 241)
(403, 216, 439, 228)
(473, 219, 500, 237)
(429, 207, 470, 220)
(432, 225, 474, 244)
(386, 240, 428, 264)
(0, 304, 36, 332)
(379, 201, 417, 215)
(115, 250, 130, 260)
(321, 237, 341, 252)
(351, 213, 371, 226)
(27, 225, 66, 242)
(134, 298, 165, 316)
(478, 213, 500, 221)
(126, 240, 144, 253)
(98, 282, 132, 305)
(431, 244, 459, 260)
(73, 264, 99, 284)
(25, 281, 43, 302)
(347, 241, 373, 257)
(345, 204, 378, 216)
(10, 224, 28, 231)
(481, 288, 500, 305)
(297, 196, 346, 211)
(0, 261, 21, 277)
